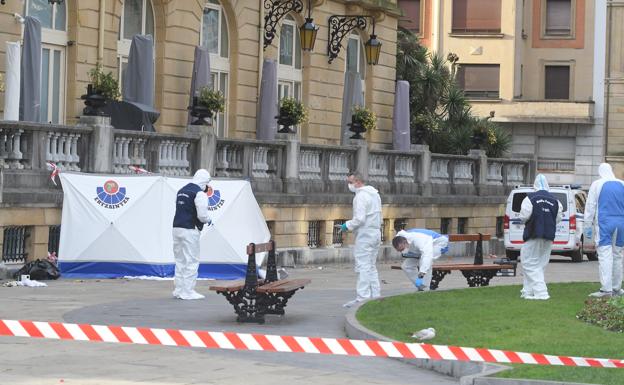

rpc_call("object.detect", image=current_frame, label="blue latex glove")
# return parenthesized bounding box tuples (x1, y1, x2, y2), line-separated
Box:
(414, 277, 424, 288)
(341, 223, 348, 232)
(584, 226, 593, 240)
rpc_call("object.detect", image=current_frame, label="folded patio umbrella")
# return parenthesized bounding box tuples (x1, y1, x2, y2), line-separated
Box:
(19, 16, 41, 122)
(4, 41, 21, 121)
(393, 80, 411, 151)
(340, 71, 364, 144)
(256, 59, 278, 140)
(188, 46, 212, 125)
(123, 34, 154, 108)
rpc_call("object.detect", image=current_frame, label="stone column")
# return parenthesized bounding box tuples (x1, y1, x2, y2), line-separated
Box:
(412, 144, 431, 197)
(80, 115, 114, 173)
(349, 139, 368, 180)
(469, 149, 487, 195)
(276, 132, 300, 194)
(187, 124, 217, 175)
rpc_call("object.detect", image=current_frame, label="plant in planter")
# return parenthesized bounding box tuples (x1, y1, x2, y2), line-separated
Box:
(81, 64, 120, 116)
(189, 86, 225, 125)
(349, 105, 377, 139)
(471, 119, 489, 150)
(276, 97, 308, 133)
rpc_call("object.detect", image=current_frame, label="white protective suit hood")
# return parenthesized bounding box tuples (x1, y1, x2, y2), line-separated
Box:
(533, 174, 550, 191)
(358, 185, 379, 196)
(598, 163, 617, 180)
(192, 169, 212, 190)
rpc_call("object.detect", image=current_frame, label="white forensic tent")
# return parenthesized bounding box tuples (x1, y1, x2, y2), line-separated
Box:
(58, 173, 270, 279)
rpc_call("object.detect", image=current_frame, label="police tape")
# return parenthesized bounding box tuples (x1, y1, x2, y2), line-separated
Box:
(0, 319, 622, 368)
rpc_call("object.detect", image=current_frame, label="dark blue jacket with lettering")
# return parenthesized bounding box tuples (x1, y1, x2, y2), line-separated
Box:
(523, 190, 559, 241)
(173, 183, 204, 231)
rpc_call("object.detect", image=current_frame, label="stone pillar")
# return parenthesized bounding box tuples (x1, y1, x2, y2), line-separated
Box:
(80, 115, 114, 173)
(349, 139, 368, 180)
(27, 225, 49, 262)
(276, 132, 300, 194)
(412, 144, 431, 197)
(469, 149, 488, 195)
(187, 124, 217, 175)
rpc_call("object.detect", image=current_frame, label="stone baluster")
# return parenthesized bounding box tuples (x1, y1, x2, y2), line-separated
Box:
(181, 142, 190, 175)
(431, 158, 450, 182)
(487, 162, 503, 185)
(453, 160, 474, 184)
(252, 146, 269, 178)
(395, 156, 415, 183)
(328, 151, 350, 181)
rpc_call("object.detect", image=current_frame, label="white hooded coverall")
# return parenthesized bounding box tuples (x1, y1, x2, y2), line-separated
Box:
(584, 163, 624, 294)
(346, 185, 382, 301)
(397, 229, 449, 290)
(519, 174, 562, 299)
(172, 169, 212, 300)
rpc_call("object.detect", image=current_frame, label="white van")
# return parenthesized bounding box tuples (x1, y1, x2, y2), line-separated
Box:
(503, 185, 596, 262)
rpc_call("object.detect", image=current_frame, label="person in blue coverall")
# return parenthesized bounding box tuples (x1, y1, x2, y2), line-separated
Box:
(584, 163, 624, 297)
(392, 229, 449, 291)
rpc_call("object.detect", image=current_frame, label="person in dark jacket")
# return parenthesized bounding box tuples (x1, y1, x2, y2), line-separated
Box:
(172, 169, 212, 300)
(518, 174, 563, 300)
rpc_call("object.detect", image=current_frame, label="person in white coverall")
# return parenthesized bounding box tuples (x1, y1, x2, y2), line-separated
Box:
(584, 163, 624, 297)
(392, 229, 449, 291)
(172, 169, 213, 300)
(340, 172, 382, 308)
(518, 174, 562, 300)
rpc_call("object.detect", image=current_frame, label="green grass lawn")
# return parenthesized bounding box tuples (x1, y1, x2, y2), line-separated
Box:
(357, 283, 624, 385)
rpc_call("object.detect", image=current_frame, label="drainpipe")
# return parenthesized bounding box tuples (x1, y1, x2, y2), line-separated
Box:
(98, 0, 106, 64)
(258, 2, 265, 100)
(432, 0, 441, 53)
(604, 1, 613, 161)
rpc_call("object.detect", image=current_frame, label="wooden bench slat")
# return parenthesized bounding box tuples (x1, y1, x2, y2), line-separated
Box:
(246, 242, 274, 255)
(209, 279, 247, 292)
(257, 279, 311, 293)
(391, 264, 515, 271)
(447, 234, 491, 242)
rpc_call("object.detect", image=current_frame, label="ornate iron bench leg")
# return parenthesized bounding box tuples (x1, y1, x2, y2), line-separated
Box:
(461, 269, 498, 287)
(430, 270, 450, 290)
(261, 289, 300, 315)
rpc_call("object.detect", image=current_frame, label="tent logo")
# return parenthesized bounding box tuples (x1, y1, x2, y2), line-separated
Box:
(206, 186, 225, 211)
(94, 180, 130, 209)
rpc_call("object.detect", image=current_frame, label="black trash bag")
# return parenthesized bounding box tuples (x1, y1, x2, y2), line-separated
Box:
(14, 259, 61, 280)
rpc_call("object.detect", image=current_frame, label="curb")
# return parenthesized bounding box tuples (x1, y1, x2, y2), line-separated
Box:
(343, 298, 596, 385)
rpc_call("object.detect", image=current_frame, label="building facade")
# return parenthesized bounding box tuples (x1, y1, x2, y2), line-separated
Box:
(0, 0, 532, 265)
(605, 0, 624, 177)
(398, 0, 605, 187)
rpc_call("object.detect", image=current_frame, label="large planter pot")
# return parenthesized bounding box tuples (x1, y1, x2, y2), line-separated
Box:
(188, 96, 214, 125)
(276, 113, 298, 134)
(80, 84, 108, 117)
(348, 115, 366, 139)
(412, 125, 426, 145)
(472, 131, 487, 149)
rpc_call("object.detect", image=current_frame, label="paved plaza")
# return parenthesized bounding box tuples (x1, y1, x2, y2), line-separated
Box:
(0, 257, 599, 385)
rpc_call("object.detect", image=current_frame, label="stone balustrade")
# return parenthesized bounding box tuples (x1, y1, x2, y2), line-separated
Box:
(0, 121, 91, 172)
(0, 117, 533, 205)
(112, 130, 196, 176)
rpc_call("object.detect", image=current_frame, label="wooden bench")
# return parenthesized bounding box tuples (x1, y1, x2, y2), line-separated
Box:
(391, 233, 517, 290)
(209, 241, 311, 324)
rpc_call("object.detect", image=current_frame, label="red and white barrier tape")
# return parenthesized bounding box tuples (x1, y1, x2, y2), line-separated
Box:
(0, 319, 622, 368)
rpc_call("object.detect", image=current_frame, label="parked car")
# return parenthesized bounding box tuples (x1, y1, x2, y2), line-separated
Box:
(504, 185, 597, 262)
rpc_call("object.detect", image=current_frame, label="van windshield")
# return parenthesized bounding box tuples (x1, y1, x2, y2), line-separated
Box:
(511, 192, 568, 213)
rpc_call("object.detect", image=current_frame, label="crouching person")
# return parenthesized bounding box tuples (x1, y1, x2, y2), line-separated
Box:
(392, 229, 449, 291)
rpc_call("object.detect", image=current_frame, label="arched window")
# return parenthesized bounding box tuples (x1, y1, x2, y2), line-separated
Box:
(346, 32, 366, 100)
(278, 15, 302, 102)
(201, 0, 230, 137)
(117, 0, 155, 92)
(25, 0, 67, 124)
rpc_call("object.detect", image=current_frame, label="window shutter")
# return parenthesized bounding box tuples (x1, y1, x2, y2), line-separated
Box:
(453, 0, 501, 33)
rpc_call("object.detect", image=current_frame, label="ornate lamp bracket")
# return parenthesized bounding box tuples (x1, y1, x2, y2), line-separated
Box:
(327, 15, 367, 64)
(264, 0, 304, 49)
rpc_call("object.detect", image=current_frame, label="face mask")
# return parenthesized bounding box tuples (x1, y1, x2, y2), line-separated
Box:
(348, 183, 357, 193)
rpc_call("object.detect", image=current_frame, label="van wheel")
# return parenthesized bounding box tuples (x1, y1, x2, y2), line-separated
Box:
(505, 250, 520, 261)
(586, 252, 598, 261)
(569, 249, 583, 263)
